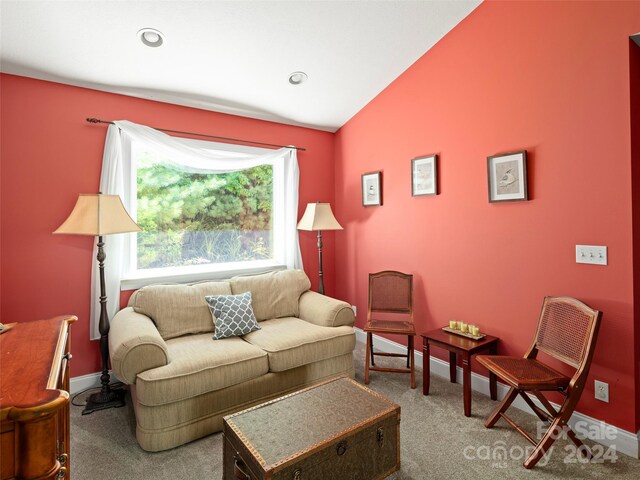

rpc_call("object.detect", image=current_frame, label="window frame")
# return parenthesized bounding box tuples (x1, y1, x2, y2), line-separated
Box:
(120, 137, 286, 290)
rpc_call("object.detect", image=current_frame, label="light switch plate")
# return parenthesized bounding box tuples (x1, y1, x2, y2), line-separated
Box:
(576, 245, 607, 265)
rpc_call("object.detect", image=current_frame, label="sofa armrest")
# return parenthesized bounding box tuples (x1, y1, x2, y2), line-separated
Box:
(109, 307, 170, 385)
(298, 291, 355, 328)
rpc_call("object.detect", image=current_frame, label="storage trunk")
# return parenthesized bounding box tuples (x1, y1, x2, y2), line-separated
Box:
(223, 377, 400, 480)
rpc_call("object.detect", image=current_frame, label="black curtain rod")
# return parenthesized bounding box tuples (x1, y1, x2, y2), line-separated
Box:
(85, 118, 306, 152)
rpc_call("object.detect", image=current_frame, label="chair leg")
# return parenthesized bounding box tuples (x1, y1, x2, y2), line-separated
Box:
(365, 332, 371, 385)
(523, 389, 589, 469)
(409, 335, 416, 389)
(485, 387, 518, 428)
(523, 414, 563, 469)
(566, 430, 592, 459)
(369, 332, 375, 366)
(406, 335, 411, 368)
(519, 391, 550, 422)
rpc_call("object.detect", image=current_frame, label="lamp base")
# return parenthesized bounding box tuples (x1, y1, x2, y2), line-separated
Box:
(82, 385, 126, 415)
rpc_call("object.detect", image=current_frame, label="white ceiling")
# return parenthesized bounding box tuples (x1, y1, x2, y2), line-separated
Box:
(0, 0, 480, 132)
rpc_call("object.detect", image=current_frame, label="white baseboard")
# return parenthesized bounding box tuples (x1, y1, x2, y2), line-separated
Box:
(355, 328, 640, 459)
(70, 371, 120, 395)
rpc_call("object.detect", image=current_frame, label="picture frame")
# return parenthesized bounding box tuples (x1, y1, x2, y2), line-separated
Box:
(411, 154, 438, 196)
(487, 151, 528, 203)
(361, 171, 382, 206)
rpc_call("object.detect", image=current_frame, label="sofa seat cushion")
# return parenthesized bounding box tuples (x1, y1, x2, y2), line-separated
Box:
(242, 317, 355, 372)
(136, 333, 268, 406)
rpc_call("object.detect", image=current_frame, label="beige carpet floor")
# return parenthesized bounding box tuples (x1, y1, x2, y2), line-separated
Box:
(70, 341, 639, 479)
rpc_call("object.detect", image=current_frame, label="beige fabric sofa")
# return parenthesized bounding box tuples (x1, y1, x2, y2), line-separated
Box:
(109, 269, 356, 452)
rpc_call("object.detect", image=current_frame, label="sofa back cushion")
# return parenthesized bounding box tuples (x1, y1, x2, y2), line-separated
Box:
(131, 281, 232, 340)
(230, 269, 311, 321)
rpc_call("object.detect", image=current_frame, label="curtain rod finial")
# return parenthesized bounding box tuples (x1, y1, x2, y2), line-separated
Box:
(87, 117, 100, 123)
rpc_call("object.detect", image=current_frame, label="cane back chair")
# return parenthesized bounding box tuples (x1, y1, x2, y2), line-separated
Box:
(476, 296, 602, 469)
(364, 271, 416, 389)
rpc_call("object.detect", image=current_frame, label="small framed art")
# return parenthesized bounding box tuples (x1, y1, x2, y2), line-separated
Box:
(411, 154, 438, 196)
(487, 151, 528, 203)
(362, 171, 382, 206)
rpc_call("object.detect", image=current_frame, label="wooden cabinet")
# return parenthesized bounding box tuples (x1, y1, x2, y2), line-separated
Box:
(0, 315, 77, 480)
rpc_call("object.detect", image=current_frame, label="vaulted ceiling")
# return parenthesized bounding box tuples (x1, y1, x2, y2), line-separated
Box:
(0, 0, 481, 132)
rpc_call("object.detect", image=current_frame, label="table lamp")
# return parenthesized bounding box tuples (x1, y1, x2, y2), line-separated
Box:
(54, 193, 141, 414)
(297, 202, 343, 295)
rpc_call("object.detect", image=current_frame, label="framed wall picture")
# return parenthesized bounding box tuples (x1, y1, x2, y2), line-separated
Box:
(487, 151, 528, 202)
(411, 154, 438, 196)
(362, 171, 382, 206)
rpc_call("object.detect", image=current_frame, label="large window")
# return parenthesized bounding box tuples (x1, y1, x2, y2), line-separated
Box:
(123, 139, 286, 286)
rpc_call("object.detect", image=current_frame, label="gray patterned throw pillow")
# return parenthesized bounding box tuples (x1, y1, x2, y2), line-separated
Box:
(205, 292, 261, 340)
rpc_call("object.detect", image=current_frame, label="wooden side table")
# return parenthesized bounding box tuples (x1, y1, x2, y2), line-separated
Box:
(421, 328, 499, 417)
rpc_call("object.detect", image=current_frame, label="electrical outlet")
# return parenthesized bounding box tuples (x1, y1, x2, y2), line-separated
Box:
(594, 380, 609, 402)
(351, 305, 357, 317)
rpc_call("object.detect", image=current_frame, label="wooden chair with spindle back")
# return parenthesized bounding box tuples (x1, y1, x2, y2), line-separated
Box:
(476, 296, 602, 469)
(364, 271, 416, 389)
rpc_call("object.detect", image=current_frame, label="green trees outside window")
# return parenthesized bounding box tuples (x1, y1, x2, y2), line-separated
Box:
(135, 152, 274, 269)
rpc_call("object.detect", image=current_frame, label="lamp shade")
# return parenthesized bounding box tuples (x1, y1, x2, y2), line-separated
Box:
(297, 202, 343, 231)
(53, 194, 141, 236)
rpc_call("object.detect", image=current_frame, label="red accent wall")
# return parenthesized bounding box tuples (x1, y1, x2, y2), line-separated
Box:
(2, 0, 640, 434)
(0, 74, 336, 377)
(334, 1, 640, 432)
(631, 37, 640, 431)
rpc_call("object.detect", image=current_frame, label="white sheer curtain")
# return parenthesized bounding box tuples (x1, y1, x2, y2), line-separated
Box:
(90, 120, 302, 339)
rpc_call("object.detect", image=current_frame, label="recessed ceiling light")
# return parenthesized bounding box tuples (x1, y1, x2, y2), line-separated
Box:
(288, 72, 308, 85)
(138, 28, 164, 48)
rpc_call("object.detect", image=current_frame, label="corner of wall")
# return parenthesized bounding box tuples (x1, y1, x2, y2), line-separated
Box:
(629, 36, 640, 433)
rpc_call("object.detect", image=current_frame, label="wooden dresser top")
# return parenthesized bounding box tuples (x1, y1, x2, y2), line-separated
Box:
(0, 316, 76, 413)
